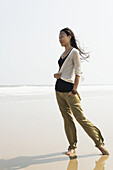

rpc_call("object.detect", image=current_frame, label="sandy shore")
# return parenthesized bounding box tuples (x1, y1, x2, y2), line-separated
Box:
(0, 85, 113, 169)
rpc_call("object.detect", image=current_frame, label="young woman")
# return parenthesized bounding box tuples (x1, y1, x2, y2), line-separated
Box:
(54, 27, 109, 156)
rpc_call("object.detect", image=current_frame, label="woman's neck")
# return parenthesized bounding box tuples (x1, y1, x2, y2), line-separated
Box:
(65, 44, 72, 52)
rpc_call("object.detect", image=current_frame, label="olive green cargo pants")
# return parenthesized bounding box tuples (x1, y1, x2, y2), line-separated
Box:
(55, 90, 105, 150)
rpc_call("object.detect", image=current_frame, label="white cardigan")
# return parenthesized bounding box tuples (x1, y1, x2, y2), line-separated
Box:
(58, 48, 84, 83)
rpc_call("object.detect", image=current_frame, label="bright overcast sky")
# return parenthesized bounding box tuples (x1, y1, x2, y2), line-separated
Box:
(0, 0, 113, 85)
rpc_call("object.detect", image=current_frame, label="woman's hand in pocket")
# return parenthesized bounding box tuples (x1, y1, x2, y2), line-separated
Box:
(67, 91, 76, 97)
(68, 91, 81, 100)
(54, 72, 62, 79)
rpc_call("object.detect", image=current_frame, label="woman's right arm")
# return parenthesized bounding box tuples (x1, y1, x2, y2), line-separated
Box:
(54, 72, 62, 79)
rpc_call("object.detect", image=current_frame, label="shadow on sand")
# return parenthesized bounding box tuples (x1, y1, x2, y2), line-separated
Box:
(0, 151, 109, 170)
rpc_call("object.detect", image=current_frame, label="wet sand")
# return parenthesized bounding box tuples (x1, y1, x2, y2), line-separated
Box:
(0, 85, 113, 169)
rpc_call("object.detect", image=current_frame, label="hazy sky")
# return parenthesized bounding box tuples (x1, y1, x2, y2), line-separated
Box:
(0, 0, 113, 85)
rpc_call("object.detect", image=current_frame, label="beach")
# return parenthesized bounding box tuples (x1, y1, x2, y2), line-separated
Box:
(0, 85, 113, 170)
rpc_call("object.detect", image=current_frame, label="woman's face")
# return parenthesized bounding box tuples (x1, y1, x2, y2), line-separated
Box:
(59, 31, 71, 46)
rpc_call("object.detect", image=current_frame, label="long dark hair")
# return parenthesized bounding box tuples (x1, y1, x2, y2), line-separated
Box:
(60, 27, 91, 61)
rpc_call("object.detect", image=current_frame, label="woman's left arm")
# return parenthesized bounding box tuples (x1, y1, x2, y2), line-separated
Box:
(68, 51, 81, 96)
(73, 75, 80, 91)
(72, 51, 82, 91)
(68, 75, 80, 97)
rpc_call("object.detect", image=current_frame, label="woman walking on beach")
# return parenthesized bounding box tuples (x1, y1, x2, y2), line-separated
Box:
(54, 27, 109, 156)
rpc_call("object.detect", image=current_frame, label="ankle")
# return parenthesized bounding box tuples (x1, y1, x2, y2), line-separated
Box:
(70, 149, 75, 152)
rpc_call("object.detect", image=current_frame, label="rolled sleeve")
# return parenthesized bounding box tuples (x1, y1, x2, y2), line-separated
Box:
(72, 50, 82, 76)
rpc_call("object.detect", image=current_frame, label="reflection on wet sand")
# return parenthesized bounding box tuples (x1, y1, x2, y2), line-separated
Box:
(67, 155, 78, 170)
(93, 155, 109, 170)
(67, 154, 109, 170)
(0, 152, 109, 170)
(0, 86, 112, 169)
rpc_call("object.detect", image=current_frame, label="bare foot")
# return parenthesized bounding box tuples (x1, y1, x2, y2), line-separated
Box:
(98, 144, 110, 155)
(65, 149, 76, 156)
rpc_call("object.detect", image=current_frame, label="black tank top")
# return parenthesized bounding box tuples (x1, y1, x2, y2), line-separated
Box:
(55, 52, 74, 92)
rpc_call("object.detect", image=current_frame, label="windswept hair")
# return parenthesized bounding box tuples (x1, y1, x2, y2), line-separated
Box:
(59, 27, 91, 62)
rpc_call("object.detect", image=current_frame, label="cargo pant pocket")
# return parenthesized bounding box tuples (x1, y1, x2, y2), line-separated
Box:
(66, 91, 81, 101)
(76, 92, 81, 100)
